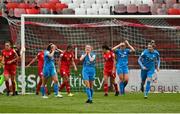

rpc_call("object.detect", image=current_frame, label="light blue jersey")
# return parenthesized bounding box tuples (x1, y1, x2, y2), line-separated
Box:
(115, 48, 130, 75)
(138, 49, 160, 70)
(138, 49, 160, 80)
(115, 48, 130, 67)
(82, 52, 96, 81)
(43, 50, 56, 77)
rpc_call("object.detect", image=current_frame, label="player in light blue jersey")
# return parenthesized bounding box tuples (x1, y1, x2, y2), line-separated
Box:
(112, 40, 135, 95)
(139, 40, 158, 92)
(138, 43, 160, 99)
(41, 43, 63, 98)
(80, 45, 96, 104)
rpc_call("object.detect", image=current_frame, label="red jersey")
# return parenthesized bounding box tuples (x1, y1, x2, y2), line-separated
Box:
(60, 51, 74, 71)
(103, 51, 115, 72)
(2, 48, 17, 65)
(37, 51, 44, 70)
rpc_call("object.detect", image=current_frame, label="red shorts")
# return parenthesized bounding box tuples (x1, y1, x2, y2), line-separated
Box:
(60, 69, 70, 77)
(103, 70, 116, 79)
(4, 64, 17, 76)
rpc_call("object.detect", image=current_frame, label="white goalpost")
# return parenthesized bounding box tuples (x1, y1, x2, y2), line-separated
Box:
(19, 15, 180, 94)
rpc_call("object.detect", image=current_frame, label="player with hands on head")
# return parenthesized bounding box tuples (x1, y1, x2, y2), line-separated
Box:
(112, 40, 135, 95)
(41, 43, 63, 98)
(80, 45, 96, 104)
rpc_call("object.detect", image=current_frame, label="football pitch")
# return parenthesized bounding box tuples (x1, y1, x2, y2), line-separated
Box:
(0, 92, 180, 113)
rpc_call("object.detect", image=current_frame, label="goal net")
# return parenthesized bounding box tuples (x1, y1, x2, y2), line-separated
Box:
(6, 15, 180, 94)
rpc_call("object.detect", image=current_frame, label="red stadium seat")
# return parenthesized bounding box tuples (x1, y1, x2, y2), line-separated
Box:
(127, 4, 138, 14)
(114, 4, 127, 14)
(49, 0, 60, 3)
(26, 8, 40, 14)
(14, 8, 26, 18)
(40, 3, 56, 11)
(6, 3, 19, 10)
(138, 4, 150, 13)
(18, 3, 31, 9)
(167, 8, 180, 15)
(56, 3, 68, 10)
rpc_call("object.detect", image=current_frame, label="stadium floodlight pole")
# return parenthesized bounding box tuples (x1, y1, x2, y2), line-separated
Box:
(21, 15, 26, 95)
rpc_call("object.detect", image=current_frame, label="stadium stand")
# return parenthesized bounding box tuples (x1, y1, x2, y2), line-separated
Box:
(0, 17, 11, 49)
(86, 8, 98, 15)
(91, 3, 102, 9)
(26, 8, 40, 14)
(157, 7, 167, 14)
(114, 4, 127, 14)
(0, 0, 179, 16)
(75, 7, 86, 15)
(61, 8, 74, 14)
(99, 8, 110, 15)
(68, 3, 79, 9)
(127, 3, 138, 14)
(138, 4, 150, 14)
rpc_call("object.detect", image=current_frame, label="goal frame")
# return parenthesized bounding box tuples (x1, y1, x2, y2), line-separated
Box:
(20, 15, 180, 94)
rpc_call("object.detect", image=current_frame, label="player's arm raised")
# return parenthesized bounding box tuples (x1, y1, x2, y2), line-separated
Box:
(112, 43, 124, 51)
(125, 40, 135, 52)
(26, 55, 38, 67)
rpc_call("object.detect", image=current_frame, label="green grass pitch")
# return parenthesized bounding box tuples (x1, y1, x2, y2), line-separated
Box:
(0, 92, 180, 113)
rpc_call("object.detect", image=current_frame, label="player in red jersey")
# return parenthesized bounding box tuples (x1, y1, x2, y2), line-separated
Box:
(2, 41, 19, 96)
(102, 45, 119, 96)
(27, 50, 48, 95)
(58, 45, 77, 97)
